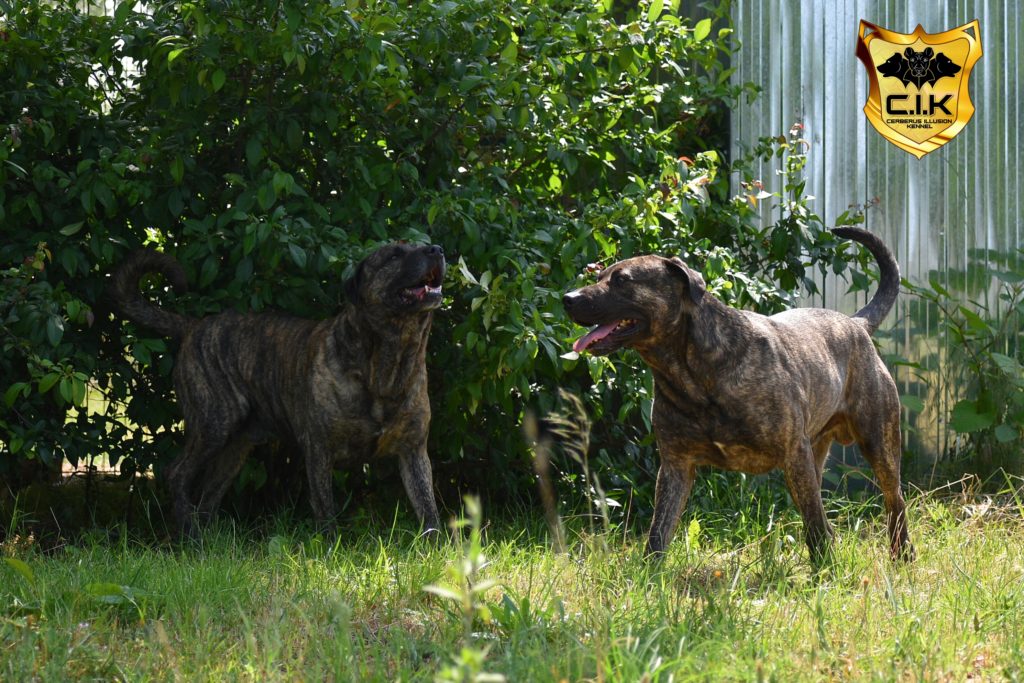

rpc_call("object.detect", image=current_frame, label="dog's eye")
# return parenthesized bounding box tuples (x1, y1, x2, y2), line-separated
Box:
(610, 271, 631, 286)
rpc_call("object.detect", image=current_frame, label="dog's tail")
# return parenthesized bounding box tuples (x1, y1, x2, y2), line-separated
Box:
(108, 248, 193, 340)
(831, 227, 899, 334)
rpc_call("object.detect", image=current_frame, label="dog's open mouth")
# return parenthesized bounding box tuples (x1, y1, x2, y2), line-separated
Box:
(400, 265, 444, 305)
(573, 318, 641, 354)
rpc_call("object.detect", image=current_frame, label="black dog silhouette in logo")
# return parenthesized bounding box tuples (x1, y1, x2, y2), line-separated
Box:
(877, 47, 961, 89)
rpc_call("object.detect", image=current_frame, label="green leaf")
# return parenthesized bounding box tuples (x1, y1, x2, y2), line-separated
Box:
(267, 535, 290, 558)
(928, 276, 951, 297)
(286, 120, 302, 150)
(236, 257, 254, 281)
(114, 0, 134, 24)
(59, 221, 84, 236)
(72, 377, 87, 407)
(272, 171, 295, 196)
(257, 183, 275, 211)
(93, 182, 114, 210)
(949, 400, 996, 433)
(246, 138, 264, 168)
(4, 382, 29, 407)
(288, 243, 307, 268)
(423, 584, 462, 602)
(500, 41, 518, 64)
(84, 582, 146, 605)
(59, 377, 73, 403)
(167, 47, 187, 65)
(60, 248, 79, 275)
(991, 352, 1023, 380)
(686, 517, 700, 552)
(167, 189, 185, 217)
(170, 156, 184, 184)
(38, 373, 61, 394)
(3, 558, 35, 587)
(994, 424, 1018, 443)
(458, 257, 478, 285)
(199, 256, 218, 287)
(900, 394, 925, 412)
(132, 342, 152, 366)
(211, 69, 226, 92)
(647, 0, 664, 22)
(959, 306, 991, 333)
(46, 315, 64, 346)
(693, 18, 712, 41)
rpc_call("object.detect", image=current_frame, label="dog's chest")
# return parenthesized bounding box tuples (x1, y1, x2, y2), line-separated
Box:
(310, 373, 422, 459)
(652, 393, 783, 474)
(300, 370, 371, 442)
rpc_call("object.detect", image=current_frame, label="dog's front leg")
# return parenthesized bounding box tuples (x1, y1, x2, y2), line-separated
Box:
(783, 441, 835, 563)
(645, 462, 695, 556)
(303, 441, 338, 530)
(399, 446, 442, 534)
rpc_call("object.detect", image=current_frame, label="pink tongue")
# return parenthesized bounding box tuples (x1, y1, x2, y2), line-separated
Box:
(573, 322, 619, 353)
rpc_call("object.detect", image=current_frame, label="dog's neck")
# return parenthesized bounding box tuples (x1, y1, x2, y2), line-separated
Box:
(333, 306, 434, 400)
(638, 297, 747, 404)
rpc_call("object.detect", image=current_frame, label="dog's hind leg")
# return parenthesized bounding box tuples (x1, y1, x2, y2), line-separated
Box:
(784, 440, 835, 563)
(194, 435, 255, 525)
(852, 407, 914, 561)
(166, 429, 231, 537)
(644, 462, 694, 556)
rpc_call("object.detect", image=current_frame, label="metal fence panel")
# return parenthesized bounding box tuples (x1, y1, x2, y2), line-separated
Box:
(730, 0, 1023, 463)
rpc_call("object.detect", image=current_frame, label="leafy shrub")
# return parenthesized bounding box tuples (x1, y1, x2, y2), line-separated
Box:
(904, 252, 1024, 477)
(0, 0, 864, 515)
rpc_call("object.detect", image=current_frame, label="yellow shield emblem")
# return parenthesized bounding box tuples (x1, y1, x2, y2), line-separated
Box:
(856, 20, 983, 158)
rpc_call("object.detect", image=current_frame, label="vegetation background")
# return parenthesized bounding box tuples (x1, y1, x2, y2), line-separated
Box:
(0, 0, 877, 519)
(2, 1, 1023, 680)
(1, 0, 1020, 532)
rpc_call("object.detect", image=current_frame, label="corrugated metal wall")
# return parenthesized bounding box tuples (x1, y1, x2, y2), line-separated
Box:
(730, 1, 1022, 465)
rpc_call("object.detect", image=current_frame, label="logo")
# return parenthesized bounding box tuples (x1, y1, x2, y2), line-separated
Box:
(856, 20, 982, 158)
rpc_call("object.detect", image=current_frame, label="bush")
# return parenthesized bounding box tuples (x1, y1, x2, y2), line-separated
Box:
(904, 251, 1024, 478)
(0, 0, 863, 515)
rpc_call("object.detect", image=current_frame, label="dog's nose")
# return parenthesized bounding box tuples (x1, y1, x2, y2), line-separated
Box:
(427, 245, 444, 256)
(562, 290, 580, 310)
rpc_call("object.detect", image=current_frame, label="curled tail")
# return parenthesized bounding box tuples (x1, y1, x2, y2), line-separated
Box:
(831, 227, 900, 334)
(109, 249, 192, 340)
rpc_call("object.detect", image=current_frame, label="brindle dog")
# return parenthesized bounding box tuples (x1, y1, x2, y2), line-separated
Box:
(110, 243, 446, 536)
(563, 228, 913, 563)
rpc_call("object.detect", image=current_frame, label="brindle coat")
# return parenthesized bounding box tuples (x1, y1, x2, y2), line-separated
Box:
(563, 228, 913, 562)
(110, 244, 446, 536)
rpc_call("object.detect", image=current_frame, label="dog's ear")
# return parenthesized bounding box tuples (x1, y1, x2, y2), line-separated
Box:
(665, 257, 705, 306)
(343, 260, 364, 305)
(904, 47, 914, 58)
(923, 47, 934, 58)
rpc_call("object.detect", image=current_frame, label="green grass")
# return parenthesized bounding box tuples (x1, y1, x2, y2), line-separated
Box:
(3, 489, 1024, 682)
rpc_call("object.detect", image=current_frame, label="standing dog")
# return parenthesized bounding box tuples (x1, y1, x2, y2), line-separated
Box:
(110, 243, 445, 536)
(563, 228, 913, 562)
